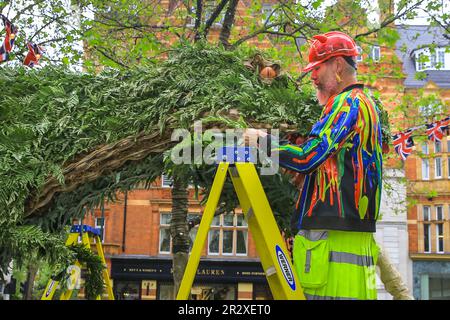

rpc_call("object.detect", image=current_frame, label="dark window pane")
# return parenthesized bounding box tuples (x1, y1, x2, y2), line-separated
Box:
(222, 230, 233, 254)
(159, 228, 171, 253)
(423, 206, 430, 221)
(236, 230, 248, 255)
(223, 214, 234, 227)
(429, 278, 442, 298)
(437, 207, 443, 221)
(208, 230, 220, 254)
(211, 215, 220, 227)
(424, 224, 430, 252)
(236, 214, 247, 227)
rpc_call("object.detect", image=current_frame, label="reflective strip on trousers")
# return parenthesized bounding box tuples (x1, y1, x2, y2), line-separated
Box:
(329, 251, 374, 267)
(305, 293, 359, 300)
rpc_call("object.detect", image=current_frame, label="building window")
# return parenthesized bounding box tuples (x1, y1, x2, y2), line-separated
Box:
(415, 47, 449, 71)
(371, 45, 380, 62)
(416, 51, 427, 71)
(422, 158, 430, 180)
(261, 3, 280, 30)
(435, 157, 443, 178)
(429, 277, 450, 300)
(437, 50, 446, 68)
(448, 157, 450, 178)
(161, 174, 173, 188)
(436, 206, 444, 253)
(422, 143, 429, 155)
(419, 104, 444, 118)
(356, 45, 363, 62)
(208, 214, 248, 256)
(95, 217, 105, 242)
(262, 4, 274, 22)
(159, 213, 172, 253)
(159, 212, 199, 254)
(423, 206, 431, 253)
(435, 140, 442, 153)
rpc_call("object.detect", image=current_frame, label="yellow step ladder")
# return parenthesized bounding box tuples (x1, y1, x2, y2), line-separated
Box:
(41, 224, 115, 300)
(177, 147, 305, 300)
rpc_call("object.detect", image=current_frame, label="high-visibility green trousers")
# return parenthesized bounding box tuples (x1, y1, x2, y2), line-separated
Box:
(293, 230, 379, 300)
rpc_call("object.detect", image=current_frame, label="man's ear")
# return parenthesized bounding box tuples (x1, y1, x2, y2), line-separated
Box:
(335, 56, 344, 74)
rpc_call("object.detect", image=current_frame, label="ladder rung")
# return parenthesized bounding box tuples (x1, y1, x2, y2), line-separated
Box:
(70, 224, 101, 236)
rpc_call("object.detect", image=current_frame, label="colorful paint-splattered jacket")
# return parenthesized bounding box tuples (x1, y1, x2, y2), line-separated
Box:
(272, 84, 383, 233)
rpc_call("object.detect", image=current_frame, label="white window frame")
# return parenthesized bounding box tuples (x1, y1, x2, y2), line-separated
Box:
(422, 143, 429, 155)
(415, 47, 449, 71)
(424, 223, 431, 253)
(261, 4, 280, 30)
(207, 214, 248, 256)
(435, 157, 443, 179)
(159, 212, 199, 254)
(436, 205, 444, 221)
(436, 222, 444, 253)
(159, 212, 172, 254)
(423, 205, 431, 221)
(94, 217, 106, 243)
(435, 140, 442, 153)
(371, 45, 380, 62)
(356, 45, 363, 62)
(448, 156, 450, 179)
(419, 104, 444, 118)
(423, 205, 431, 253)
(422, 158, 430, 180)
(434, 206, 444, 254)
(161, 174, 173, 188)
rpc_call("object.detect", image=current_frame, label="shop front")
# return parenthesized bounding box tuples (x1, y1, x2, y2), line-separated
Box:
(111, 256, 272, 300)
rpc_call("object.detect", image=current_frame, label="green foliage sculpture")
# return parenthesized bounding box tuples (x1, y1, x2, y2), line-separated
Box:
(0, 43, 390, 295)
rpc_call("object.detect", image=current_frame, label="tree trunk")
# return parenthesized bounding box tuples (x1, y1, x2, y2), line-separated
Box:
(23, 264, 38, 300)
(170, 175, 190, 298)
(219, 0, 239, 48)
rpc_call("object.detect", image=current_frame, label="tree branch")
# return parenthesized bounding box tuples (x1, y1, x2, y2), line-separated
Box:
(355, 0, 427, 39)
(193, 0, 203, 41)
(93, 45, 129, 68)
(219, 0, 239, 48)
(203, 0, 229, 38)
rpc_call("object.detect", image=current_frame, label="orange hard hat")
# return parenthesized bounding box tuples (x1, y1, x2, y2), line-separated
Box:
(302, 31, 359, 73)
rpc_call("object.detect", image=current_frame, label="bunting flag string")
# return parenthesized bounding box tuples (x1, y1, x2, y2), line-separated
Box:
(23, 41, 44, 67)
(392, 115, 450, 160)
(0, 14, 18, 63)
(393, 129, 415, 160)
(425, 116, 450, 142)
(0, 14, 44, 67)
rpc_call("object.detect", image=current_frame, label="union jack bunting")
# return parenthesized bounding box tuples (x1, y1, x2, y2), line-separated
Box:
(0, 15, 18, 63)
(425, 116, 450, 142)
(23, 42, 44, 68)
(393, 129, 415, 160)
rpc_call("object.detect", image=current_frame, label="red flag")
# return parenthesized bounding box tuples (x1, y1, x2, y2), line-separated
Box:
(0, 15, 18, 63)
(425, 116, 450, 142)
(23, 42, 44, 67)
(393, 129, 415, 160)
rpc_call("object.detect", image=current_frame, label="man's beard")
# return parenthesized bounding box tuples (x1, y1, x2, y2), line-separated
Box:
(316, 78, 338, 105)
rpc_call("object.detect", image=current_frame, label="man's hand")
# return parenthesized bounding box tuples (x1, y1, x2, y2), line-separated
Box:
(242, 128, 268, 147)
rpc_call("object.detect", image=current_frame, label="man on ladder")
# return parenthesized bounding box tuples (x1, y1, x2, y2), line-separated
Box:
(245, 31, 382, 300)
